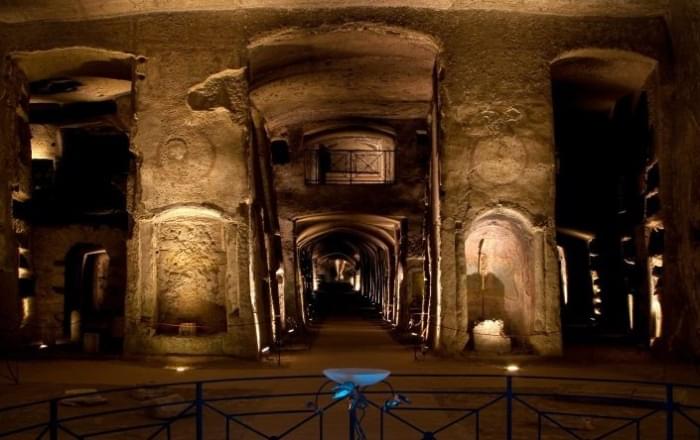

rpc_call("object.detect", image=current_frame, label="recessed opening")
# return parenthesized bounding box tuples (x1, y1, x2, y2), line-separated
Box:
(9, 48, 135, 349)
(304, 128, 396, 185)
(465, 212, 535, 353)
(552, 50, 659, 345)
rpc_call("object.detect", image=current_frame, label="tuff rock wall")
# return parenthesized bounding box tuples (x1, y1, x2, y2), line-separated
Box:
(0, 5, 680, 356)
(664, 0, 700, 357)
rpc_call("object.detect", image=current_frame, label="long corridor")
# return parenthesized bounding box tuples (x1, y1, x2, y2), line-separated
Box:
(299, 283, 412, 369)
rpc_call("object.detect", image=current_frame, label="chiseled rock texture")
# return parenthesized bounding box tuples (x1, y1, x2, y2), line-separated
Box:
(0, 0, 697, 358)
(664, 0, 700, 357)
(30, 225, 127, 344)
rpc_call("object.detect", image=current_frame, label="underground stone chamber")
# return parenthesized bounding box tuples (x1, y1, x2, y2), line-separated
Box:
(1, 6, 696, 362)
(552, 49, 663, 346)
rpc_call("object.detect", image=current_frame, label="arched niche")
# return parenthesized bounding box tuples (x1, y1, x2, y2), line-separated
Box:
(465, 209, 536, 348)
(152, 208, 228, 336)
(127, 205, 257, 357)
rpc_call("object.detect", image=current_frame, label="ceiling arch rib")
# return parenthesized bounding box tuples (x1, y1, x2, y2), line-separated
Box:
(551, 48, 657, 112)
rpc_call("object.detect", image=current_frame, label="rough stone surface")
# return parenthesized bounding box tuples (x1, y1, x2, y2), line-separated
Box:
(0, 58, 25, 348)
(0, 3, 693, 359)
(127, 208, 257, 357)
(156, 219, 226, 333)
(30, 225, 127, 344)
(143, 394, 189, 419)
(663, 0, 700, 357)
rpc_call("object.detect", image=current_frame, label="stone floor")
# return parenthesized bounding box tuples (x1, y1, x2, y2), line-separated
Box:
(1, 310, 700, 438)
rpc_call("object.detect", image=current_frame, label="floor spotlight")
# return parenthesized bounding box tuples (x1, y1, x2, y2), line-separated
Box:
(165, 365, 191, 373)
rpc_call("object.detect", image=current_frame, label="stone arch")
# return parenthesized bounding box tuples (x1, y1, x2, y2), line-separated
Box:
(126, 205, 258, 357)
(294, 212, 403, 324)
(247, 23, 441, 135)
(464, 208, 538, 350)
(550, 48, 658, 112)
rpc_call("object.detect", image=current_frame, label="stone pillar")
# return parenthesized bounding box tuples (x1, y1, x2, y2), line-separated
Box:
(664, 0, 700, 356)
(437, 219, 465, 353)
(279, 218, 299, 324)
(437, 45, 562, 355)
(454, 222, 469, 346)
(125, 66, 260, 357)
(0, 112, 19, 349)
(0, 59, 27, 349)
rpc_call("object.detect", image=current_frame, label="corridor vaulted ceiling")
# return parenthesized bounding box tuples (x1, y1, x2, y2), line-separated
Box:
(247, 25, 439, 134)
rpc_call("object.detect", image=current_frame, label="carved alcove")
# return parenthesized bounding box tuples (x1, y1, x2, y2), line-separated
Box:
(130, 206, 252, 355)
(465, 209, 540, 351)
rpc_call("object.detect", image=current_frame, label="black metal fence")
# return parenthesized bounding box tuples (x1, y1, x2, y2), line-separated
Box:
(1, 373, 700, 439)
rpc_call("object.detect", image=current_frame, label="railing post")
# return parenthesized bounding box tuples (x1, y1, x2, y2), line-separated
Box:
(348, 400, 356, 440)
(196, 382, 204, 440)
(379, 407, 384, 440)
(475, 411, 480, 439)
(665, 384, 674, 439)
(319, 410, 324, 440)
(49, 399, 58, 440)
(506, 376, 513, 440)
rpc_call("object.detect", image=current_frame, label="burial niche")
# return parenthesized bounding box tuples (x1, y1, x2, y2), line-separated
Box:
(465, 211, 535, 351)
(154, 209, 229, 336)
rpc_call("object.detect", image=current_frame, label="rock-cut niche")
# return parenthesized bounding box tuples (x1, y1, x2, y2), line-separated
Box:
(465, 211, 535, 350)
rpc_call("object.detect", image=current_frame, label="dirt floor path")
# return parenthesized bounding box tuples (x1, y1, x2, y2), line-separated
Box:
(300, 316, 413, 369)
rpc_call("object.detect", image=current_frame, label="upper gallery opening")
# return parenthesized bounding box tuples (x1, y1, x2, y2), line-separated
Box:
(11, 47, 136, 226)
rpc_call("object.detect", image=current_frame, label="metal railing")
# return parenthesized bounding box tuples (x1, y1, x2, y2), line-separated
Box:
(1, 373, 700, 439)
(304, 148, 395, 184)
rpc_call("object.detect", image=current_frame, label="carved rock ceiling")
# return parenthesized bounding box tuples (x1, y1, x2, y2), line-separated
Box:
(0, 0, 668, 23)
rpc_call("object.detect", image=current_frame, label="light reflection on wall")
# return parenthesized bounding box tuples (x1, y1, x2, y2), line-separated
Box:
(21, 297, 34, 328)
(591, 269, 602, 316)
(465, 214, 534, 341)
(276, 267, 285, 329)
(648, 254, 663, 341)
(30, 124, 61, 160)
(627, 293, 634, 330)
(557, 246, 569, 305)
(249, 251, 262, 353)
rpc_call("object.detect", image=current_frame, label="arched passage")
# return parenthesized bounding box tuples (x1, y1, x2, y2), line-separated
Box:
(64, 243, 117, 348)
(294, 213, 404, 331)
(551, 49, 661, 346)
(242, 24, 438, 356)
